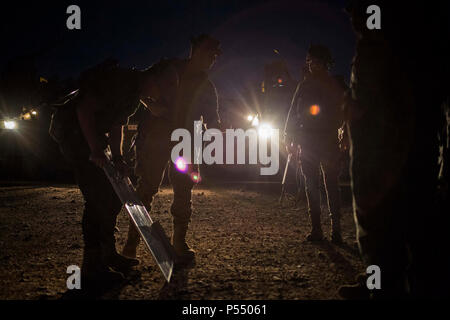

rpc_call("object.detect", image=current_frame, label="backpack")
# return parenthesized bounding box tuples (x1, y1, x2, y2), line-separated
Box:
(49, 59, 139, 145)
(48, 89, 81, 144)
(142, 57, 185, 79)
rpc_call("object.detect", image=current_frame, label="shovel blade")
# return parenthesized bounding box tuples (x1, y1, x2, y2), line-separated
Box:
(103, 154, 176, 282)
(124, 205, 176, 283)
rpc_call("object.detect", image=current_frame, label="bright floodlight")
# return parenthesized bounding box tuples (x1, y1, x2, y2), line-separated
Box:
(258, 123, 273, 138)
(251, 117, 259, 127)
(247, 114, 254, 122)
(4, 120, 17, 130)
(31, 110, 37, 115)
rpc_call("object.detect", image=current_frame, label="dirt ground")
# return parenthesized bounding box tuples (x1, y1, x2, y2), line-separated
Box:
(0, 183, 365, 300)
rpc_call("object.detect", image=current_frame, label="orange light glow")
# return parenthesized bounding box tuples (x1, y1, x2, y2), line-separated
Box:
(277, 78, 283, 84)
(309, 105, 320, 116)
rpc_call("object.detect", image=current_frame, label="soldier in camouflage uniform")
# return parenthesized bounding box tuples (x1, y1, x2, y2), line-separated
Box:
(285, 45, 347, 243)
(49, 59, 178, 288)
(122, 35, 222, 263)
(339, 1, 450, 298)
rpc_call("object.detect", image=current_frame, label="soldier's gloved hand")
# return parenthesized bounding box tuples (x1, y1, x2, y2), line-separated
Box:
(112, 156, 131, 178)
(89, 149, 107, 168)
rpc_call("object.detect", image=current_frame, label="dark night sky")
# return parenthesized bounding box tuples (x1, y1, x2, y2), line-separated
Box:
(0, 0, 355, 98)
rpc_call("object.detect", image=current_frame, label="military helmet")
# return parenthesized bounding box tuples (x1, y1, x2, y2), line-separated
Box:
(306, 44, 335, 70)
(190, 34, 222, 55)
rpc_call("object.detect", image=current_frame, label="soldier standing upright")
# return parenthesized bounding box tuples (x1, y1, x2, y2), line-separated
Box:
(339, 1, 450, 298)
(285, 44, 347, 243)
(122, 34, 222, 263)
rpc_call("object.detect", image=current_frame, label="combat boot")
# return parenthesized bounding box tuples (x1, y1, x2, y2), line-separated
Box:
(104, 252, 139, 273)
(102, 241, 139, 273)
(122, 242, 138, 259)
(172, 223, 195, 263)
(306, 209, 324, 241)
(81, 248, 125, 291)
(338, 273, 370, 300)
(331, 220, 343, 244)
(331, 233, 343, 244)
(306, 227, 324, 241)
(331, 224, 343, 244)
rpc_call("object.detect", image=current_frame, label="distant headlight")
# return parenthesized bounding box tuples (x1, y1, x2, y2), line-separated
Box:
(247, 114, 254, 122)
(4, 120, 17, 130)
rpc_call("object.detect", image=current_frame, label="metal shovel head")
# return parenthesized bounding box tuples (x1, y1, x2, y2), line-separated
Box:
(102, 154, 175, 282)
(124, 203, 175, 282)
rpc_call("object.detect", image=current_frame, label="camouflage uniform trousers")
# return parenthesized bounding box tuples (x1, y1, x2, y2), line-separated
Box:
(125, 120, 197, 247)
(348, 42, 448, 297)
(58, 133, 122, 265)
(298, 135, 342, 234)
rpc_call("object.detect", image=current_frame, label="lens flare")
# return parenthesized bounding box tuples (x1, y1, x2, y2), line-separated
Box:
(251, 117, 259, 127)
(175, 157, 188, 173)
(190, 172, 201, 183)
(247, 115, 253, 122)
(309, 105, 320, 116)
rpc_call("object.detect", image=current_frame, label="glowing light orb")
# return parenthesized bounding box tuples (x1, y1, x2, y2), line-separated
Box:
(277, 77, 283, 84)
(175, 157, 188, 173)
(191, 172, 201, 183)
(247, 115, 254, 122)
(309, 105, 320, 116)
